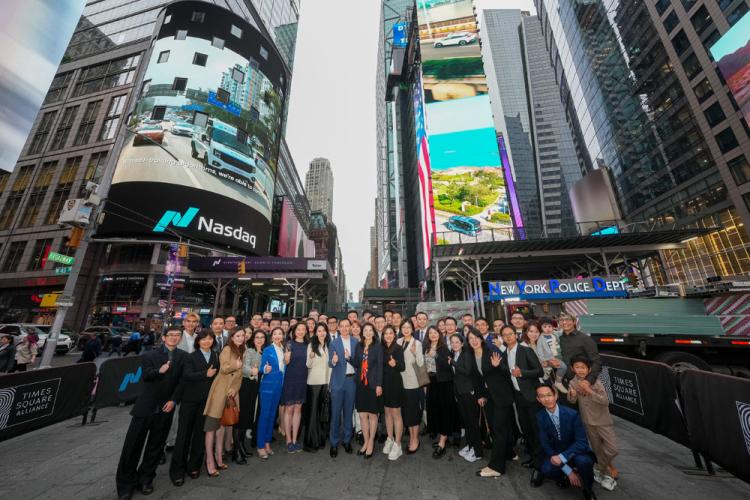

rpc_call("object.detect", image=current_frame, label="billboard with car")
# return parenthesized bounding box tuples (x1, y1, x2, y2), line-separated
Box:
(416, 0, 513, 244)
(97, 1, 288, 254)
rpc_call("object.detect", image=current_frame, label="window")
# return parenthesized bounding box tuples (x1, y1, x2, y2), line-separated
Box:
(230, 25, 243, 38)
(151, 106, 166, 121)
(18, 189, 46, 227)
(176, 30, 187, 40)
(0, 195, 21, 230)
(663, 11, 679, 33)
(72, 55, 140, 97)
(681, 0, 697, 12)
(193, 52, 207, 66)
(99, 95, 127, 141)
(231, 67, 244, 83)
(141, 79, 152, 97)
(682, 53, 702, 80)
(728, 3, 748, 26)
(693, 78, 713, 103)
(43, 71, 73, 105)
(1, 241, 27, 273)
(216, 87, 230, 104)
(703, 102, 726, 127)
(691, 6, 712, 36)
(259, 46, 268, 60)
(73, 100, 102, 145)
(35, 161, 57, 189)
(173, 77, 188, 91)
(191, 11, 205, 23)
(79, 152, 107, 196)
(12, 165, 34, 192)
(655, 0, 670, 15)
(729, 155, 750, 185)
(49, 105, 79, 150)
(45, 188, 71, 225)
(212, 37, 225, 49)
(59, 157, 81, 187)
(716, 127, 739, 153)
(158, 50, 170, 63)
(0, 171, 9, 193)
(164, 14, 172, 24)
(27, 110, 58, 155)
(27, 239, 53, 271)
(672, 30, 691, 55)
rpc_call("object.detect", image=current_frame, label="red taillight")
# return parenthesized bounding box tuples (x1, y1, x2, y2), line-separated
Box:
(730, 340, 750, 346)
(674, 339, 702, 345)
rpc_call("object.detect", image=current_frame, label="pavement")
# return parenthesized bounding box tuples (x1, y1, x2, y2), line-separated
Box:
(1, 405, 749, 500)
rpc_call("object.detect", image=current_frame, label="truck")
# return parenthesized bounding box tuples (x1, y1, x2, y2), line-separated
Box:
(563, 295, 750, 376)
(191, 118, 257, 185)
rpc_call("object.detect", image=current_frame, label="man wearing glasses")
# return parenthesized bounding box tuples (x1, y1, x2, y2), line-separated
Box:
(557, 312, 601, 391)
(116, 327, 187, 499)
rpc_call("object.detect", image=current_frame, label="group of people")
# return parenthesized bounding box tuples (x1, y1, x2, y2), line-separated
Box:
(116, 308, 618, 500)
(0, 330, 38, 373)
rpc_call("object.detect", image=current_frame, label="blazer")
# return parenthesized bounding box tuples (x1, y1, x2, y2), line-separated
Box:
(414, 328, 428, 345)
(480, 349, 514, 407)
(397, 337, 424, 390)
(131, 346, 187, 417)
(382, 342, 406, 378)
(259, 344, 285, 394)
(352, 341, 383, 389)
(431, 344, 454, 383)
(328, 335, 357, 392)
(500, 344, 543, 403)
(204, 346, 243, 418)
(176, 349, 218, 404)
(451, 349, 484, 398)
(536, 404, 593, 460)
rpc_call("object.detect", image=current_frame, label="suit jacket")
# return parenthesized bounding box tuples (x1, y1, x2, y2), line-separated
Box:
(500, 344, 543, 403)
(353, 341, 383, 388)
(480, 349, 514, 407)
(328, 335, 357, 391)
(259, 344, 285, 394)
(414, 329, 428, 344)
(452, 348, 484, 398)
(176, 349, 218, 403)
(131, 346, 187, 417)
(213, 331, 230, 353)
(433, 344, 454, 383)
(536, 404, 593, 460)
(0, 344, 15, 372)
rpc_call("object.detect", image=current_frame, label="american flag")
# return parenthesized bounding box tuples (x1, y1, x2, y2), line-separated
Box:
(413, 71, 436, 269)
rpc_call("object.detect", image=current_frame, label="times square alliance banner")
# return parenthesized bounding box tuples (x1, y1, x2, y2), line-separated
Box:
(97, 1, 288, 255)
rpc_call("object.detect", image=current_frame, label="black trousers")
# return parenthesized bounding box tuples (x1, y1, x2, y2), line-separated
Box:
(513, 391, 542, 468)
(169, 400, 206, 481)
(456, 393, 483, 457)
(116, 411, 174, 496)
(487, 402, 513, 473)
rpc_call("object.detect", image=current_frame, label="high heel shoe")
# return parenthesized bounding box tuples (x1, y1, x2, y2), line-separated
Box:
(206, 465, 220, 477)
(406, 443, 420, 455)
(364, 451, 374, 459)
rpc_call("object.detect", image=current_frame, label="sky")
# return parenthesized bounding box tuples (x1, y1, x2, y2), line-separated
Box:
(286, 0, 536, 296)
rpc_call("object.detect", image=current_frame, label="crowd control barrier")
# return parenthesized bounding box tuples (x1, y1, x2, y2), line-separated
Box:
(679, 370, 750, 483)
(93, 355, 144, 409)
(0, 363, 96, 441)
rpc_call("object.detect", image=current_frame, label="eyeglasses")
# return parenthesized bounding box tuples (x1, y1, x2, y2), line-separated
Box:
(165, 332, 182, 337)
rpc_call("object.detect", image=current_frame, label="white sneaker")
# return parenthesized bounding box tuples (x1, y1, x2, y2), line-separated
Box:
(601, 475, 617, 491)
(388, 443, 403, 461)
(458, 445, 470, 458)
(463, 448, 481, 463)
(383, 438, 394, 455)
(594, 468, 604, 484)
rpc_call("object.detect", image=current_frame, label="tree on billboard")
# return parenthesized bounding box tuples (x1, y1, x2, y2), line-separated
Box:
(422, 57, 484, 79)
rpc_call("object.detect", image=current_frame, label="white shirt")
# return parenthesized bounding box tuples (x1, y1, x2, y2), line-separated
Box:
(273, 344, 285, 372)
(341, 335, 355, 375)
(181, 330, 196, 354)
(507, 344, 520, 392)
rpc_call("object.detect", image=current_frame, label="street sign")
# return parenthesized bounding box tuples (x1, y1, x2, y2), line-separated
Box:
(47, 252, 75, 265)
(54, 266, 72, 275)
(56, 296, 75, 307)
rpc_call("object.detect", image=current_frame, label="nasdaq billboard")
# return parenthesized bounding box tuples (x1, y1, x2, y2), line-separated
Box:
(97, 1, 288, 254)
(709, 11, 750, 126)
(416, 0, 512, 244)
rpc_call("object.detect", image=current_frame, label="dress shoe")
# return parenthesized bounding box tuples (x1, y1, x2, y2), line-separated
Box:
(357, 449, 365, 456)
(476, 467, 502, 478)
(583, 489, 598, 500)
(330, 445, 338, 458)
(364, 451, 374, 459)
(139, 483, 154, 495)
(188, 471, 200, 479)
(171, 478, 184, 487)
(556, 476, 571, 489)
(432, 446, 446, 459)
(432, 440, 440, 448)
(530, 469, 544, 488)
(232, 447, 248, 464)
(405, 444, 420, 455)
(343, 442, 353, 454)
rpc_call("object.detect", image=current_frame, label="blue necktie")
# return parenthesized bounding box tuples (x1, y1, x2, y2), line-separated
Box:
(552, 413, 561, 440)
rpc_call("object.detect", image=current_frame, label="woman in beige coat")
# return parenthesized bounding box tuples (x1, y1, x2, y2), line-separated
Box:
(203, 329, 245, 476)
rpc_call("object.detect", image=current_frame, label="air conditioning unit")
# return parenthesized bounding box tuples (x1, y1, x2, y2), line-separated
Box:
(57, 198, 92, 227)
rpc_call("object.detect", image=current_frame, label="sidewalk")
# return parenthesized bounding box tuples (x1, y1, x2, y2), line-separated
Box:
(1, 406, 748, 500)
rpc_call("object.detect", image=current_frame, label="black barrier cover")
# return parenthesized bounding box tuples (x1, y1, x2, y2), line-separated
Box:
(0, 364, 96, 441)
(679, 370, 750, 483)
(599, 355, 690, 447)
(95, 355, 144, 409)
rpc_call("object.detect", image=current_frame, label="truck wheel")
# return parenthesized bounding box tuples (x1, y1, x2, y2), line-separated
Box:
(654, 351, 712, 373)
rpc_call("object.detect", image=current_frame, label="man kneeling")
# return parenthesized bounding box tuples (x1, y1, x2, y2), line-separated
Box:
(534, 384, 597, 500)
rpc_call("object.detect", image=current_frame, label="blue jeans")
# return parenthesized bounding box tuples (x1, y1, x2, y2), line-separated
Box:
(329, 376, 356, 446)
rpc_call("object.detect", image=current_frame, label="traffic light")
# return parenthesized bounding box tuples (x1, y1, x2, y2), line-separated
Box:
(67, 227, 84, 248)
(177, 244, 188, 258)
(627, 272, 639, 288)
(238, 260, 246, 274)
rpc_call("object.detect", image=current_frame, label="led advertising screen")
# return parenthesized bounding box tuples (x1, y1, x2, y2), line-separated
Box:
(0, 0, 85, 170)
(710, 11, 750, 125)
(416, 0, 512, 244)
(97, 1, 287, 255)
(277, 198, 315, 258)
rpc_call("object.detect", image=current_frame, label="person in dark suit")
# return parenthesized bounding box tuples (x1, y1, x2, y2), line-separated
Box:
(169, 330, 218, 485)
(536, 384, 597, 500)
(0, 334, 15, 372)
(78, 333, 102, 363)
(115, 326, 187, 499)
(450, 331, 486, 463)
(328, 318, 357, 457)
(209, 317, 226, 352)
(498, 325, 544, 485)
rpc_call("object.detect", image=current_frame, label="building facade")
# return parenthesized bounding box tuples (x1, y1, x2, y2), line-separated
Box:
(304, 157, 334, 220)
(0, 0, 302, 326)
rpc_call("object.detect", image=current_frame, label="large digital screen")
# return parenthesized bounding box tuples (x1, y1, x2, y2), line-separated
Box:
(710, 11, 750, 126)
(97, 1, 287, 255)
(0, 0, 84, 170)
(416, 0, 512, 244)
(278, 198, 315, 258)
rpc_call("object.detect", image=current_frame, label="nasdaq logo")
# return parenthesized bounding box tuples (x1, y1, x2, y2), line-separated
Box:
(153, 207, 199, 233)
(118, 366, 142, 392)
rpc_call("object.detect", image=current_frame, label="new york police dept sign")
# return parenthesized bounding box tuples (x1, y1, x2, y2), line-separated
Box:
(488, 277, 629, 301)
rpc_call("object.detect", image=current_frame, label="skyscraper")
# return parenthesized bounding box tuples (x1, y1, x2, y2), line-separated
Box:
(305, 157, 334, 220)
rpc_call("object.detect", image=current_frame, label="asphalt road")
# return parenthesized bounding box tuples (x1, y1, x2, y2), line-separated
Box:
(1, 405, 748, 499)
(420, 40, 481, 61)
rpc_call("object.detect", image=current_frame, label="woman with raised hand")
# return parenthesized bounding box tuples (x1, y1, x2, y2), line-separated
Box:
(451, 329, 486, 464)
(396, 319, 425, 454)
(256, 327, 286, 459)
(381, 325, 405, 461)
(353, 322, 383, 458)
(281, 323, 309, 453)
(303, 323, 332, 451)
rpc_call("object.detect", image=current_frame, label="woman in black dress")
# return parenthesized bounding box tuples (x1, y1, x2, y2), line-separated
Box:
(353, 322, 383, 458)
(424, 326, 456, 458)
(281, 323, 309, 452)
(381, 325, 405, 461)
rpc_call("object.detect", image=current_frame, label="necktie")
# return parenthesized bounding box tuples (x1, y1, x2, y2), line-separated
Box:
(552, 413, 561, 440)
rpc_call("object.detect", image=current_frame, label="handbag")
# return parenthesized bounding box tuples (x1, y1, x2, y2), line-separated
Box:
(220, 395, 239, 426)
(478, 405, 493, 449)
(404, 339, 430, 387)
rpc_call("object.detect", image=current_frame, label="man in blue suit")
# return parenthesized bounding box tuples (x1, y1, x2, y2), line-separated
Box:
(328, 318, 357, 457)
(535, 384, 597, 500)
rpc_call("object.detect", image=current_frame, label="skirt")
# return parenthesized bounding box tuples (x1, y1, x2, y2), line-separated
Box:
(203, 416, 221, 432)
(236, 377, 259, 430)
(302, 384, 330, 450)
(356, 380, 381, 414)
(402, 388, 422, 427)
